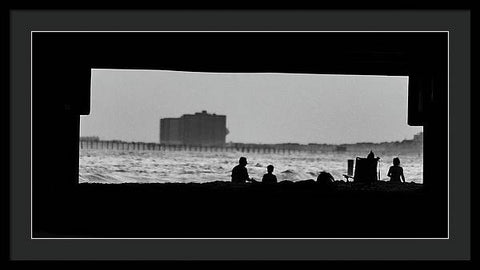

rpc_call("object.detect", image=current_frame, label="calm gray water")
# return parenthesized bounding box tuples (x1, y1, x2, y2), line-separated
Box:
(79, 149, 423, 184)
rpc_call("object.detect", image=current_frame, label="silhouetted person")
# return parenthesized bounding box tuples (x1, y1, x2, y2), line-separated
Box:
(387, 157, 405, 183)
(367, 150, 375, 159)
(316, 171, 334, 188)
(231, 157, 255, 183)
(262, 165, 278, 184)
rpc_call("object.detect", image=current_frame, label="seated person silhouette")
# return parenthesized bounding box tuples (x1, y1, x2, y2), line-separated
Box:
(262, 165, 278, 184)
(316, 171, 335, 191)
(387, 157, 406, 183)
(231, 157, 256, 183)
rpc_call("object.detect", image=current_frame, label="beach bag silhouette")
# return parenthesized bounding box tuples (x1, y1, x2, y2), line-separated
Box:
(317, 171, 334, 185)
(354, 157, 379, 183)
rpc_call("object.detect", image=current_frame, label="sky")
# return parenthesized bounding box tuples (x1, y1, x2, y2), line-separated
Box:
(80, 69, 422, 144)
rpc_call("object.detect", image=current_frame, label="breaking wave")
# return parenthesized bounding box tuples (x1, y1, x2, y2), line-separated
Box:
(79, 149, 423, 184)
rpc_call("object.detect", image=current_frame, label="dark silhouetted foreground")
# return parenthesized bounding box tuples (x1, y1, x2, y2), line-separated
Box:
(33, 180, 446, 238)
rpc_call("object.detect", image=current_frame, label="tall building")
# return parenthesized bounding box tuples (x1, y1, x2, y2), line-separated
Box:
(159, 117, 183, 145)
(160, 110, 227, 146)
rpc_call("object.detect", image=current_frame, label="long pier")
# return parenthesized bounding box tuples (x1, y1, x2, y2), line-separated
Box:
(79, 138, 422, 155)
(78, 139, 341, 154)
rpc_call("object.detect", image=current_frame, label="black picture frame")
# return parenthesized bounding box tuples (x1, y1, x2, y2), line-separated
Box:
(8, 9, 470, 260)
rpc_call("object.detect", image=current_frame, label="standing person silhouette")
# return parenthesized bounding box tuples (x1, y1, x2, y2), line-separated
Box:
(262, 165, 278, 184)
(231, 157, 255, 183)
(387, 157, 406, 183)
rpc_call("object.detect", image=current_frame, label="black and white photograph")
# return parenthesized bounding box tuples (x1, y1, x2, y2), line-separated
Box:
(7, 9, 470, 261)
(81, 70, 422, 185)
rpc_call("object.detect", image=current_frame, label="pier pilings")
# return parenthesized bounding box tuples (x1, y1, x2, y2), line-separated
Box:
(79, 140, 332, 155)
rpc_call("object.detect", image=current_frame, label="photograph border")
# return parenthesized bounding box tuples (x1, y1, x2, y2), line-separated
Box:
(10, 11, 470, 259)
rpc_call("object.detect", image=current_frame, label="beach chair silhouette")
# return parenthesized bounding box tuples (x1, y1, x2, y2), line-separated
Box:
(343, 159, 355, 182)
(343, 157, 379, 183)
(353, 157, 379, 183)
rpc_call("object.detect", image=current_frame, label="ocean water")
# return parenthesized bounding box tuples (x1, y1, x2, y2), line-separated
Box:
(79, 149, 423, 184)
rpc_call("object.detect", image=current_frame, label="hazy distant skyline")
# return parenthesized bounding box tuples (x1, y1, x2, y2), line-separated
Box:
(80, 69, 422, 144)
